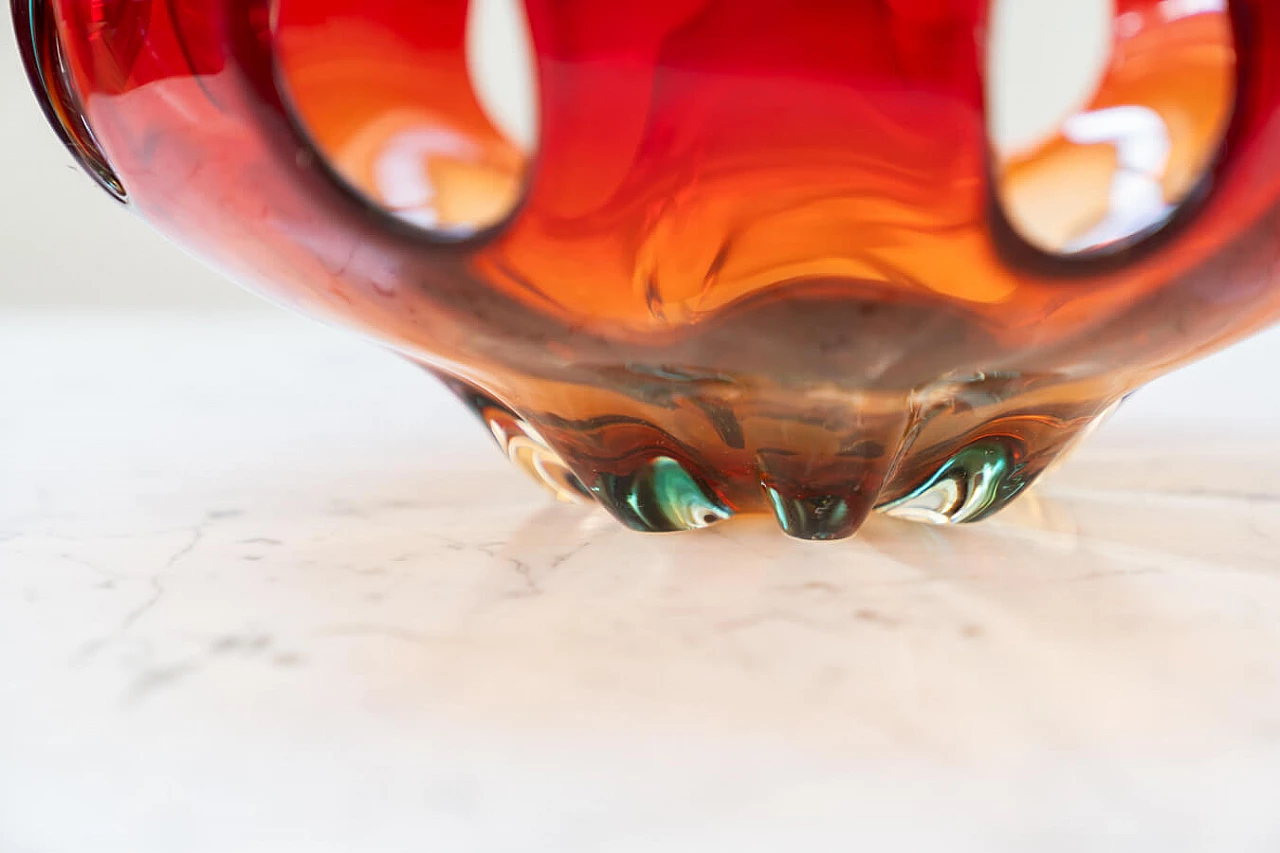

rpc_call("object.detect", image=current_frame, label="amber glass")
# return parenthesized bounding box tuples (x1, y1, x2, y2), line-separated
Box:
(14, 0, 1280, 539)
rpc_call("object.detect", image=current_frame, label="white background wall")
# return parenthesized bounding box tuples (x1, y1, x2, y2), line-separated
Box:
(0, 17, 253, 308)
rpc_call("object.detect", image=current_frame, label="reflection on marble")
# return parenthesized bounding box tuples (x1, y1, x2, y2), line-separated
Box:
(2, 314, 1280, 851)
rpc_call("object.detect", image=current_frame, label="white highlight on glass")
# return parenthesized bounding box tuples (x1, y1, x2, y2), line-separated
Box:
(372, 128, 480, 234)
(1159, 0, 1227, 21)
(1060, 105, 1174, 252)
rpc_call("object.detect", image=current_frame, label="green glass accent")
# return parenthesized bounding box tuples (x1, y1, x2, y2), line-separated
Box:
(594, 457, 733, 533)
(879, 440, 1022, 525)
(763, 488, 859, 541)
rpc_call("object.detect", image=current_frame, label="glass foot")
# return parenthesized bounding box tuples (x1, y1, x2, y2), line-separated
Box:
(441, 370, 1123, 541)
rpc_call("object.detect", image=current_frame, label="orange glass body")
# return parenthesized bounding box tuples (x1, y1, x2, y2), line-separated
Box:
(15, 0, 1280, 538)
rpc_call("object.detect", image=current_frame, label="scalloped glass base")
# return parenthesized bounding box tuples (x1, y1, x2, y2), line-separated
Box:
(441, 370, 1121, 541)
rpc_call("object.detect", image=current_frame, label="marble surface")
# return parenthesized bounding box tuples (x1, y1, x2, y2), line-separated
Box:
(3, 311, 1280, 852)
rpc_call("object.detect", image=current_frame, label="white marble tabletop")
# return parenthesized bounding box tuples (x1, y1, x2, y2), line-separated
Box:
(2, 310, 1280, 852)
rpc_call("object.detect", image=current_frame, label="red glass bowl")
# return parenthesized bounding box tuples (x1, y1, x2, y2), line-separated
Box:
(14, 0, 1280, 539)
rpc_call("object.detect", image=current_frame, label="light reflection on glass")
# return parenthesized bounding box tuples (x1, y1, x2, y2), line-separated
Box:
(275, 0, 538, 239)
(989, 0, 1235, 256)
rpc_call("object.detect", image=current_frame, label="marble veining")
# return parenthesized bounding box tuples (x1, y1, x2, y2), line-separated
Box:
(2, 314, 1280, 851)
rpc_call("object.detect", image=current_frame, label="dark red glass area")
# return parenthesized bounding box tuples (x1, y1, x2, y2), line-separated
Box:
(14, 0, 1280, 538)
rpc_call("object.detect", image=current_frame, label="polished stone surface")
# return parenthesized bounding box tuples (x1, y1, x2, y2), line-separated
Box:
(2, 312, 1279, 852)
